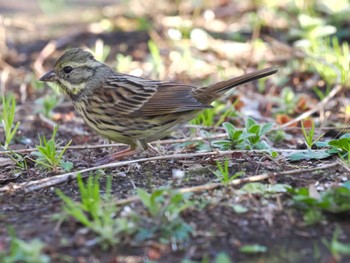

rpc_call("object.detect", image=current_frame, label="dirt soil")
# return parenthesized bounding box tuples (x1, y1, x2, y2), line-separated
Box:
(0, 2, 350, 263)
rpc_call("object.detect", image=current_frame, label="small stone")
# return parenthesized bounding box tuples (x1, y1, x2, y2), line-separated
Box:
(172, 169, 185, 179)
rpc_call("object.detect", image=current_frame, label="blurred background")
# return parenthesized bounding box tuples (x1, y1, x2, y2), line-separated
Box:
(0, 0, 349, 129)
(1, 2, 350, 261)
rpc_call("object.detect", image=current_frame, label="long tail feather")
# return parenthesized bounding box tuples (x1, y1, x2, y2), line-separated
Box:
(194, 67, 278, 103)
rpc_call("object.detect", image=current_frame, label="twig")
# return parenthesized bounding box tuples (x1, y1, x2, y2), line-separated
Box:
(336, 158, 350, 173)
(279, 50, 343, 129)
(0, 142, 328, 156)
(0, 150, 234, 193)
(279, 83, 343, 128)
(115, 161, 340, 206)
(0, 134, 228, 155)
(0, 149, 340, 194)
(1, 123, 348, 156)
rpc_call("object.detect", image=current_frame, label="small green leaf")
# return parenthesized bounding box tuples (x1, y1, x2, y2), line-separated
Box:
(61, 161, 73, 172)
(271, 151, 278, 158)
(329, 137, 350, 152)
(288, 150, 331, 161)
(240, 244, 268, 253)
(239, 183, 288, 195)
(232, 204, 248, 213)
(260, 123, 273, 135)
(246, 117, 256, 128)
(214, 252, 232, 263)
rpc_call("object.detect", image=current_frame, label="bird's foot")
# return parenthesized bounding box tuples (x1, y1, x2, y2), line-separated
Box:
(96, 147, 138, 165)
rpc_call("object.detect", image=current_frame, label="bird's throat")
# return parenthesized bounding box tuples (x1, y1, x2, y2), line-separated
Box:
(57, 79, 86, 100)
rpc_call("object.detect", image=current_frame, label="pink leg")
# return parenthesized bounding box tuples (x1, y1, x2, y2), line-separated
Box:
(109, 148, 138, 159)
(97, 147, 138, 165)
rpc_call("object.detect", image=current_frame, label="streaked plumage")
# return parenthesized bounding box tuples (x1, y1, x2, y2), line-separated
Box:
(40, 48, 278, 158)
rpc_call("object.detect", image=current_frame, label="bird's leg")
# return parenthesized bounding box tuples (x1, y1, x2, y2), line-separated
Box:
(96, 147, 138, 165)
(109, 147, 138, 159)
(95, 140, 159, 165)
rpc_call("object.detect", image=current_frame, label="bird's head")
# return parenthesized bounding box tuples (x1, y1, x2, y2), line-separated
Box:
(39, 48, 103, 98)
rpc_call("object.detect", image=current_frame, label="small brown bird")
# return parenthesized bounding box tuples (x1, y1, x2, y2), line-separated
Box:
(40, 48, 277, 162)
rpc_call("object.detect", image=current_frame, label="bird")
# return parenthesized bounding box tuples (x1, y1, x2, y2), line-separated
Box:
(39, 48, 278, 163)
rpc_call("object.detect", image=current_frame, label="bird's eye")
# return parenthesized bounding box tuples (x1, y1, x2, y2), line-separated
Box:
(62, 66, 73, 74)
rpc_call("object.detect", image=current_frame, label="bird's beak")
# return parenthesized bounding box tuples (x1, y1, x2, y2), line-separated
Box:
(39, 70, 58, 82)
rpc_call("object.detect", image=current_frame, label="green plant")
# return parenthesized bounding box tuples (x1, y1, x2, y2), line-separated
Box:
(237, 182, 289, 197)
(327, 134, 350, 162)
(303, 37, 350, 87)
(239, 244, 268, 253)
(301, 119, 324, 149)
(268, 129, 291, 144)
(56, 174, 133, 248)
(92, 39, 111, 63)
(116, 53, 133, 73)
(1, 94, 20, 149)
(169, 45, 199, 76)
(213, 252, 232, 263)
(288, 181, 350, 225)
(244, 118, 274, 147)
(136, 17, 152, 31)
(212, 118, 273, 151)
(212, 159, 243, 186)
(38, 0, 66, 14)
(0, 95, 28, 168)
(0, 229, 50, 263)
(7, 151, 28, 170)
(35, 93, 62, 118)
(135, 188, 192, 243)
(322, 226, 350, 261)
(274, 87, 299, 115)
(288, 133, 350, 161)
(181, 252, 232, 263)
(191, 108, 216, 127)
(31, 75, 45, 91)
(291, 14, 336, 45)
(148, 40, 164, 78)
(191, 102, 236, 127)
(212, 122, 244, 149)
(312, 85, 331, 100)
(31, 126, 72, 172)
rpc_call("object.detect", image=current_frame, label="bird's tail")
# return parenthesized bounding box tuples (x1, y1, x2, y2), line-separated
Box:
(195, 67, 278, 103)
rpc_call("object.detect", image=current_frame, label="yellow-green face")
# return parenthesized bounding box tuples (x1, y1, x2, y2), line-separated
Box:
(39, 48, 101, 98)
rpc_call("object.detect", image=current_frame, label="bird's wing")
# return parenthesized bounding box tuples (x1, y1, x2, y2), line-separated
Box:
(92, 74, 210, 116)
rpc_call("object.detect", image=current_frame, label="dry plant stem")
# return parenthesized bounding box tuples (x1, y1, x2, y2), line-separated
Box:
(0, 60, 20, 75)
(279, 83, 343, 128)
(0, 134, 226, 155)
(0, 145, 329, 156)
(336, 158, 350, 173)
(0, 121, 345, 153)
(246, 18, 261, 68)
(115, 161, 340, 206)
(0, 151, 236, 193)
(0, 150, 339, 194)
(0, 144, 340, 156)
